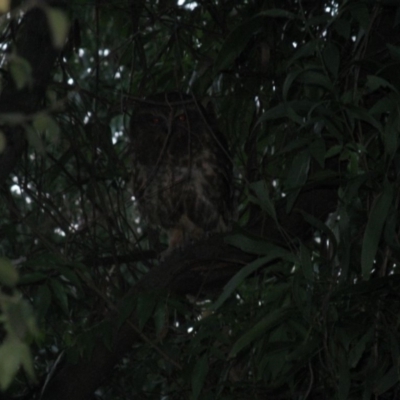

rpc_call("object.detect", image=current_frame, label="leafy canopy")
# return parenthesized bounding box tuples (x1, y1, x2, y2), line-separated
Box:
(1, 0, 400, 399)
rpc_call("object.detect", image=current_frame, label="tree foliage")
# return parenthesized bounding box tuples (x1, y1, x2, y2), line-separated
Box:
(1, 0, 400, 399)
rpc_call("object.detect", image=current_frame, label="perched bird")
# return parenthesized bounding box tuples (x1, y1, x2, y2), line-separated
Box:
(129, 92, 232, 253)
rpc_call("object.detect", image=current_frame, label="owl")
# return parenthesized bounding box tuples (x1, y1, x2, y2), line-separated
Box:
(129, 92, 232, 253)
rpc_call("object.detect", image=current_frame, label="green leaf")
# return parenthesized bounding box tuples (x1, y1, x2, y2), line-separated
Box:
(211, 257, 264, 311)
(255, 103, 286, 123)
(33, 113, 60, 141)
(349, 328, 373, 368)
(136, 293, 156, 330)
(375, 366, 399, 395)
(215, 10, 295, 73)
(361, 180, 393, 280)
(346, 106, 383, 133)
(153, 302, 166, 336)
(383, 109, 400, 157)
(0, 0, 10, 13)
(229, 307, 291, 357)
(287, 105, 306, 124)
(9, 55, 32, 90)
(338, 349, 350, 400)
(285, 151, 311, 190)
(58, 266, 83, 292)
(338, 208, 351, 281)
(309, 137, 326, 167)
(369, 97, 393, 118)
(4, 300, 37, 339)
(283, 68, 303, 100)
(34, 285, 52, 322)
(255, 102, 305, 126)
(248, 180, 277, 220)
(323, 43, 340, 79)
(366, 75, 398, 94)
(0, 258, 18, 286)
(257, 9, 296, 18)
(24, 125, 45, 154)
(212, 249, 294, 311)
(45, 7, 70, 49)
(0, 113, 25, 125)
(50, 279, 69, 315)
(299, 210, 337, 255)
(299, 242, 313, 282)
(224, 234, 293, 257)
(19, 272, 47, 285)
(97, 321, 113, 351)
(192, 355, 209, 400)
(387, 44, 400, 62)
(284, 150, 310, 212)
(350, 3, 370, 30)
(297, 70, 334, 93)
(214, 17, 265, 73)
(117, 295, 136, 329)
(0, 130, 6, 153)
(334, 19, 351, 39)
(286, 40, 318, 68)
(0, 338, 34, 390)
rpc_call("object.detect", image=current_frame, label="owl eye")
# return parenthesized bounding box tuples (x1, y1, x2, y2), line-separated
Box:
(177, 114, 186, 122)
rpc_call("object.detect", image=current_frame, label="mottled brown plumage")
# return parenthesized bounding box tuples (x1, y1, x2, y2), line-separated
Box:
(129, 92, 232, 251)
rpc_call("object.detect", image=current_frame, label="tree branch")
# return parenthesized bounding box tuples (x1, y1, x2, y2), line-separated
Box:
(0, 2, 62, 185)
(39, 178, 339, 400)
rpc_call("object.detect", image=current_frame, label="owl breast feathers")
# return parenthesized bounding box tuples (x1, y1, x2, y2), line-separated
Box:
(129, 92, 233, 250)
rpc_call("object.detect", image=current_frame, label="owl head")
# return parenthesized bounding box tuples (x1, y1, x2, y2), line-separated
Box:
(129, 92, 220, 165)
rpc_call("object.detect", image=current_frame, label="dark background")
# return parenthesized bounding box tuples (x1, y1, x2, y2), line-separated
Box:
(0, 0, 400, 399)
